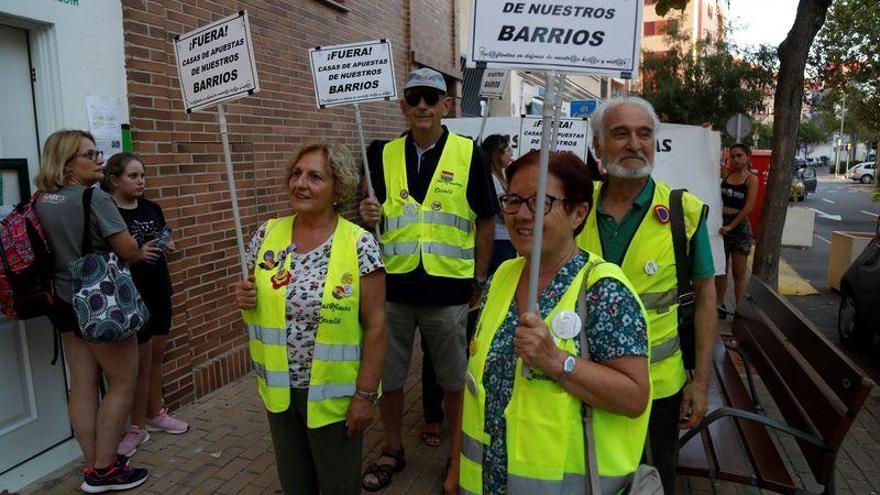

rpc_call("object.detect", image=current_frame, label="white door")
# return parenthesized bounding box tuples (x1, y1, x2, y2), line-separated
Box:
(0, 23, 72, 476)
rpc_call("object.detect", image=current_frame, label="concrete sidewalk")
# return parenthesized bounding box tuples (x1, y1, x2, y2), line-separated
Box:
(20, 342, 880, 495)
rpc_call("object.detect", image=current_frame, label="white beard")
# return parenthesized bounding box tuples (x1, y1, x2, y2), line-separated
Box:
(605, 159, 654, 178)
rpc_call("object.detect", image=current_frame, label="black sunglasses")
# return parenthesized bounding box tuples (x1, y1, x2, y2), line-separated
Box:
(404, 91, 443, 107)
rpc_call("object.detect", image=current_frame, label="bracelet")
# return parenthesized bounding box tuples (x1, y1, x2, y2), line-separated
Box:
(354, 388, 379, 405)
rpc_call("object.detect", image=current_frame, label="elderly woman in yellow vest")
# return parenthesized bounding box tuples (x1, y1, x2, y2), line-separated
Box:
(234, 143, 386, 495)
(444, 151, 651, 495)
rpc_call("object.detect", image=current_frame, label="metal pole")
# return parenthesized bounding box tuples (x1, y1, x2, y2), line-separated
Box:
(550, 74, 566, 153)
(526, 70, 560, 313)
(735, 114, 743, 142)
(835, 93, 846, 176)
(353, 103, 382, 238)
(217, 103, 249, 278)
(477, 98, 490, 144)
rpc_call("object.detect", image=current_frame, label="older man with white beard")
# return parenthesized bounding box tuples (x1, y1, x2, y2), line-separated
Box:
(576, 97, 717, 495)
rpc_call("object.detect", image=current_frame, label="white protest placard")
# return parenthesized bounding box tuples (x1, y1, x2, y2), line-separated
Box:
(479, 70, 510, 99)
(468, 1, 644, 79)
(519, 116, 589, 159)
(173, 11, 260, 113)
(652, 124, 725, 275)
(443, 117, 523, 153)
(309, 40, 397, 108)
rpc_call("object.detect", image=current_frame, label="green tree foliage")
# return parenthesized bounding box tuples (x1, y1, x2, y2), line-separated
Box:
(812, 0, 880, 133)
(797, 120, 828, 154)
(638, 18, 776, 145)
(655, 0, 691, 16)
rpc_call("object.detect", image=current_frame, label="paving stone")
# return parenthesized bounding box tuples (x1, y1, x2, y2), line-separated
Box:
(19, 342, 879, 495)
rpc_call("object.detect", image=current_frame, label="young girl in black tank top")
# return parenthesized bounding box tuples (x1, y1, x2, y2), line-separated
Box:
(104, 153, 190, 459)
(717, 144, 759, 312)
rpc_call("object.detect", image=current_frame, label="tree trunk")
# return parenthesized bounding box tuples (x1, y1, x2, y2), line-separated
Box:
(752, 0, 834, 288)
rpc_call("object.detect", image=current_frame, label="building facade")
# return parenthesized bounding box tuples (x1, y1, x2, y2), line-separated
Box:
(0, 0, 460, 489)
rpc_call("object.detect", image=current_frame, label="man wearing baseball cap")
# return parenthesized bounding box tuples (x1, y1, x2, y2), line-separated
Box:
(360, 67, 497, 491)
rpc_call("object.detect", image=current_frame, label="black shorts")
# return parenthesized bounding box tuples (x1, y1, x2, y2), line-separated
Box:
(47, 298, 83, 338)
(137, 291, 173, 345)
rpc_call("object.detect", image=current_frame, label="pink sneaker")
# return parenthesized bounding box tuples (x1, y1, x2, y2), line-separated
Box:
(146, 408, 189, 434)
(116, 425, 150, 457)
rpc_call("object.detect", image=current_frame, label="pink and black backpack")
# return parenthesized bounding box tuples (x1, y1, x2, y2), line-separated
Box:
(0, 193, 55, 320)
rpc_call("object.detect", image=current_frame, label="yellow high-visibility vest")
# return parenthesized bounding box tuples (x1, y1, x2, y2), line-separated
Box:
(242, 215, 365, 428)
(460, 255, 651, 495)
(576, 179, 705, 399)
(380, 133, 476, 278)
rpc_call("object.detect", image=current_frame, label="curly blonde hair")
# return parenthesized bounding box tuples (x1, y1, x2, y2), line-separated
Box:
(285, 143, 360, 212)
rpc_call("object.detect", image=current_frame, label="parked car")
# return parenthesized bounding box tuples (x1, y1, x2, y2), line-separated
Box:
(838, 228, 880, 347)
(845, 162, 876, 184)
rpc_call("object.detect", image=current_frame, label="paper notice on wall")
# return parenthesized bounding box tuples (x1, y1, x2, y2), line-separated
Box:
(85, 96, 126, 160)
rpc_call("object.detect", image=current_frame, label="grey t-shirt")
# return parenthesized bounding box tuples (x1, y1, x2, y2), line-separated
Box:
(35, 185, 128, 302)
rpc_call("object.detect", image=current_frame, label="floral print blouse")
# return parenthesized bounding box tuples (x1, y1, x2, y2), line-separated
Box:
(245, 221, 383, 389)
(481, 251, 648, 494)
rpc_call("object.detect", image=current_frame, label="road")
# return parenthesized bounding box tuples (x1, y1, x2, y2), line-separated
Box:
(780, 168, 880, 382)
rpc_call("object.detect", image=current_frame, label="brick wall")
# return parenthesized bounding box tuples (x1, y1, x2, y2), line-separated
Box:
(121, 0, 458, 409)
(410, 0, 458, 77)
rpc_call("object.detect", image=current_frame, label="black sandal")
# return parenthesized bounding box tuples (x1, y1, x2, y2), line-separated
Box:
(362, 449, 406, 492)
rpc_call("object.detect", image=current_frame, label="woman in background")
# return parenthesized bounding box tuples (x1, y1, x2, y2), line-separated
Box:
(104, 152, 188, 459)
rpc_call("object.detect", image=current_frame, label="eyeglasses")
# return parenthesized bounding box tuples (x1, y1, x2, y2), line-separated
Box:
(499, 193, 567, 215)
(69, 150, 104, 163)
(404, 91, 442, 107)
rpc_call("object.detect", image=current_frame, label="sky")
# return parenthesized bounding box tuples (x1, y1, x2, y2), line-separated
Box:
(727, 0, 799, 50)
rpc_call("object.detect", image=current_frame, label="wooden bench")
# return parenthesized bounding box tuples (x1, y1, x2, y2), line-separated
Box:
(677, 277, 875, 494)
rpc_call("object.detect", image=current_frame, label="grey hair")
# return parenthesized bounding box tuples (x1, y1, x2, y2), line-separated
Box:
(590, 96, 662, 140)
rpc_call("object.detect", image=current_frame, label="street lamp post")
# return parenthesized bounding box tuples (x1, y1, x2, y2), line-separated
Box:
(834, 92, 846, 176)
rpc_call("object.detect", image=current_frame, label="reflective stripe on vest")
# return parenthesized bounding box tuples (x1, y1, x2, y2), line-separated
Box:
(461, 432, 633, 495)
(380, 134, 476, 278)
(384, 210, 474, 233)
(576, 179, 704, 399)
(307, 383, 357, 401)
(249, 324, 286, 346)
(242, 215, 365, 427)
(383, 241, 474, 260)
(460, 256, 651, 495)
(253, 362, 289, 388)
(651, 335, 680, 364)
(313, 342, 362, 362)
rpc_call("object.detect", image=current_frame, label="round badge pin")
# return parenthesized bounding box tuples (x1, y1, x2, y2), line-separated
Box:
(551, 310, 582, 340)
(644, 261, 659, 276)
(654, 205, 671, 224)
(465, 371, 478, 396)
(431, 200, 442, 211)
(400, 189, 409, 199)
